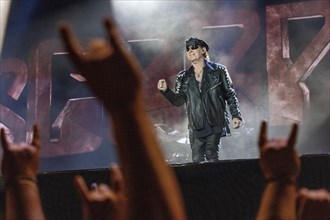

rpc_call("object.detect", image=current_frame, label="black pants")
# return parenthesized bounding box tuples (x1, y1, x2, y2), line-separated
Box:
(190, 132, 221, 162)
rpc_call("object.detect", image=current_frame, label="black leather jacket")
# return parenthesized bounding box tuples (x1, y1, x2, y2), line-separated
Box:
(161, 60, 241, 135)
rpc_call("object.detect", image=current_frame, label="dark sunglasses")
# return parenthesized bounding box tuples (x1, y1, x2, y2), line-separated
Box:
(186, 45, 199, 52)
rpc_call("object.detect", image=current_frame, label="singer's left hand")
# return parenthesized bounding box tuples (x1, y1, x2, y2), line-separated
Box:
(232, 117, 241, 129)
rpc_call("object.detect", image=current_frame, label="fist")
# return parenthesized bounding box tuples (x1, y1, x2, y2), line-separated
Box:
(232, 117, 241, 129)
(157, 79, 167, 91)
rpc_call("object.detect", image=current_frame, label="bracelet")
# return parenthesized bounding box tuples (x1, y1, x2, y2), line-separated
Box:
(5, 176, 38, 188)
(265, 176, 296, 185)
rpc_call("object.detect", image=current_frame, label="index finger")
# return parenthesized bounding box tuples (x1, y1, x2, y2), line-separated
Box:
(31, 124, 41, 150)
(287, 123, 298, 150)
(58, 21, 85, 63)
(109, 164, 125, 193)
(258, 120, 267, 150)
(103, 18, 123, 53)
(74, 175, 90, 202)
(0, 128, 9, 152)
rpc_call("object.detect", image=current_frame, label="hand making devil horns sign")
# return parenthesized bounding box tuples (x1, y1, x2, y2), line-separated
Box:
(58, 18, 143, 112)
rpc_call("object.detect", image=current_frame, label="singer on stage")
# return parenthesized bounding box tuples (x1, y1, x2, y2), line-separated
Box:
(157, 37, 242, 163)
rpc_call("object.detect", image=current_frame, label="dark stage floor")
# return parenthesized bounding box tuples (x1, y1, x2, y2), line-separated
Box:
(0, 154, 329, 220)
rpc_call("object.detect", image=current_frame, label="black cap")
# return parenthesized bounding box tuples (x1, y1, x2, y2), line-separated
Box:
(186, 37, 209, 51)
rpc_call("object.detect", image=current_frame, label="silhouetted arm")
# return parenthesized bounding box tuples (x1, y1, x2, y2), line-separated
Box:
(1, 125, 45, 220)
(256, 121, 300, 220)
(59, 18, 186, 220)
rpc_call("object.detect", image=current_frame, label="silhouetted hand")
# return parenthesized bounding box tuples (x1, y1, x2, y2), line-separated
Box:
(75, 164, 127, 220)
(297, 188, 330, 220)
(1, 125, 40, 182)
(258, 121, 300, 182)
(58, 18, 143, 112)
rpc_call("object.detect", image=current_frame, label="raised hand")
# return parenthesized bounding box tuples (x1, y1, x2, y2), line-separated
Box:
(157, 79, 167, 91)
(297, 188, 330, 220)
(74, 164, 127, 220)
(1, 125, 41, 182)
(1, 125, 45, 220)
(258, 121, 300, 182)
(58, 18, 143, 112)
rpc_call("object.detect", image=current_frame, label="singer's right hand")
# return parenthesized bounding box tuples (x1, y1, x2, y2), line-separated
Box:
(157, 79, 167, 91)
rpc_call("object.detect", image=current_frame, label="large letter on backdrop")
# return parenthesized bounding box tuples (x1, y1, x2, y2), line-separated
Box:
(0, 59, 27, 141)
(266, 1, 329, 125)
(26, 39, 103, 157)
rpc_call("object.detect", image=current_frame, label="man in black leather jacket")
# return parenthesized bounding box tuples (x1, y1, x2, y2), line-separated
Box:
(157, 37, 242, 162)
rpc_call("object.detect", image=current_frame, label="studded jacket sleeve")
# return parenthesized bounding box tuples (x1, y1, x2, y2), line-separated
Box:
(219, 66, 242, 120)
